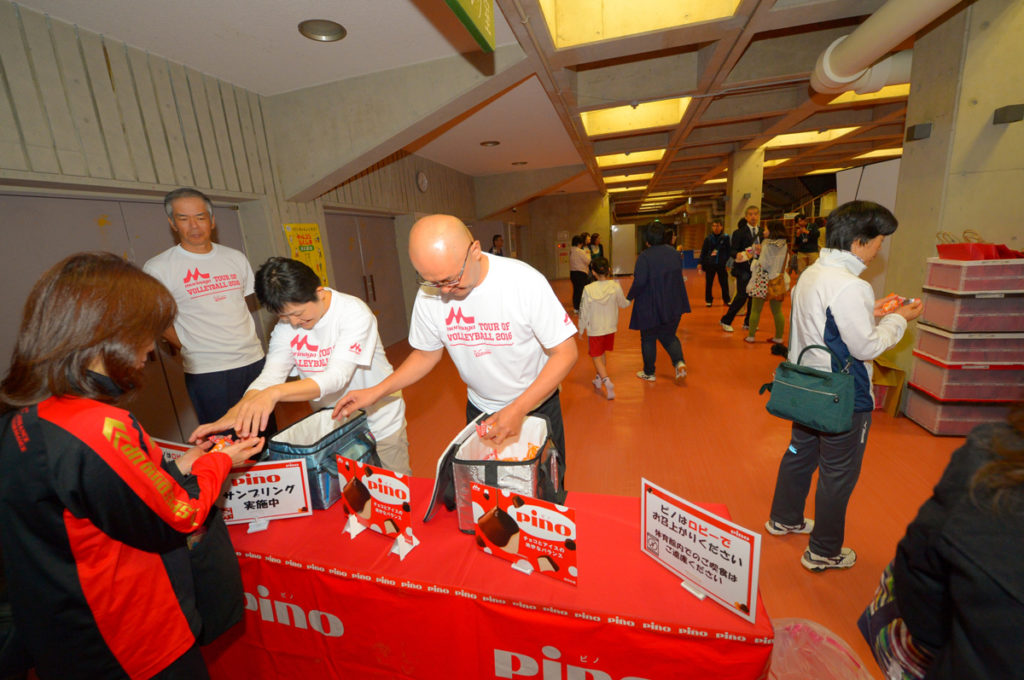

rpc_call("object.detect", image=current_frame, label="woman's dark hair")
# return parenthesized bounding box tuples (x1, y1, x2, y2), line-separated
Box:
(766, 221, 788, 240)
(571, 235, 582, 247)
(255, 257, 322, 314)
(824, 201, 898, 251)
(1, 252, 175, 409)
(590, 256, 611, 276)
(971, 403, 1024, 511)
(590, 233, 600, 243)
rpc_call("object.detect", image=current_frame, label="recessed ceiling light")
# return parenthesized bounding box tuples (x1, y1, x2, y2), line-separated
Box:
(298, 19, 347, 42)
(511, 161, 528, 165)
(480, 140, 501, 147)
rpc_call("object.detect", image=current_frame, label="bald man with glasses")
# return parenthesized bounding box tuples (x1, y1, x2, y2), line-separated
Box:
(334, 214, 577, 465)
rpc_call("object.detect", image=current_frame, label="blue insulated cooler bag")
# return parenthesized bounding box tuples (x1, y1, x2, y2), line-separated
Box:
(266, 408, 380, 510)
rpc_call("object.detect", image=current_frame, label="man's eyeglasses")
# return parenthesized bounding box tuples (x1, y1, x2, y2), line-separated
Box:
(416, 242, 474, 288)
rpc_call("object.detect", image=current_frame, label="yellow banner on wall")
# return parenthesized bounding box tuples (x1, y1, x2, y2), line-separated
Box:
(283, 223, 329, 286)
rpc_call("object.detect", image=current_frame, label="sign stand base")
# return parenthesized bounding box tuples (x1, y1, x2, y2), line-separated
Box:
(680, 579, 707, 601)
(247, 518, 270, 533)
(390, 533, 420, 561)
(343, 514, 368, 539)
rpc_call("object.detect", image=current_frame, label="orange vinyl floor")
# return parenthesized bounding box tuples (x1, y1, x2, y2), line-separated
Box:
(281, 273, 964, 678)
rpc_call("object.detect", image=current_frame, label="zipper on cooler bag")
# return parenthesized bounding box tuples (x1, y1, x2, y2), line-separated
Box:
(773, 377, 842, 403)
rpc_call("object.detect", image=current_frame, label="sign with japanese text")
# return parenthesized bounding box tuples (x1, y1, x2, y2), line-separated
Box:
(219, 460, 313, 525)
(640, 479, 761, 623)
(471, 483, 578, 585)
(337, 458, 414, 542)
(283, 223, 329, 286)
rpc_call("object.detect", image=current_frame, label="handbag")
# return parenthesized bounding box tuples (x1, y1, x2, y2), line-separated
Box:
(766, 273, 788, 300)
(424, 413, 565, 534)
(746, 259, 769, 297)
(759, 344, 855, 433)
(857, 561, 933, 679)
(266, 408, 380, 510)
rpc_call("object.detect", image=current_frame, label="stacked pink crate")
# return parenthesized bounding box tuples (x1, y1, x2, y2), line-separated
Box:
(905, 258, 1023, 435)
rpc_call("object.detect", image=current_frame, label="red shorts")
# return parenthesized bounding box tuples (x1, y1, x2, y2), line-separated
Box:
(588, 333, 615, 357)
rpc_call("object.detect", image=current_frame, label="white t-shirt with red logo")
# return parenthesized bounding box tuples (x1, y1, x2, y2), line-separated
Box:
(143, 244, 264, 374)
(408, 253, 576, 413)
(247, 289, 405, 440)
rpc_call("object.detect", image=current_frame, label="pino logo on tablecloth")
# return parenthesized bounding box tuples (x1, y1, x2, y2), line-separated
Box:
(513, 504, 576, 541)
(244, 585, 344, 637)
(494, 645, 650, 680)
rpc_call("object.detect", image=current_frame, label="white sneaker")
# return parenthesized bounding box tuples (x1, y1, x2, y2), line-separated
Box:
(592, 375, 603, 391)
(674, 362, 687, 380)
(720, 322, 734, 332)
(636, 371, 655, 382)
(603, 377, 615, 400)
(801, 547, 857, 572)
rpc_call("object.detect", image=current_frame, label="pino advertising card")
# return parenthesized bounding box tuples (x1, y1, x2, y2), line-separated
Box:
(471, 483, 577, 586)
(219, 460, 313, 525)
(337, 457, 415, 543)
(641, 478, 761, 623)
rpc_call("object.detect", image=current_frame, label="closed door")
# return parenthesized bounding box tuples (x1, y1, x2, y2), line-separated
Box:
(324, 212, 408, 347)
(0, 193, 255, 442)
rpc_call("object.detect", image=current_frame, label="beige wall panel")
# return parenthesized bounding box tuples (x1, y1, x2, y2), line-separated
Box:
(79, 32, 135, 181)
(148, 57, 192, 185)
(204, 75, 240, 192)
(0, 2, 60, 173)
(168, 61, 209, 187)
(526, 192, 610, 279)
(0, 77, 29, 169)
(50, 21, 111, 179)
(235, 89, 264, 194)
(20, 11, 86, 176)
(104, 39, 156, 184)
(247, 91, 275, 199)
(221, 84, 252, 193)
(126, 46, 176, 185)
(186, 67, 225, 190)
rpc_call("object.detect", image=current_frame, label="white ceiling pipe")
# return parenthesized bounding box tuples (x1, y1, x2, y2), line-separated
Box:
(810, 0, 962, 93)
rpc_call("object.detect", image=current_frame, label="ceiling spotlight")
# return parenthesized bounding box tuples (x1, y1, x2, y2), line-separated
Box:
(480, 140, 501, 147)
(298, 19, 347, 42)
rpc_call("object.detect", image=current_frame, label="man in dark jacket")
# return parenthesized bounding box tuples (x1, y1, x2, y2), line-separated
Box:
(627, 222, 691, 382)
(698, 220, 731, 307)
(720, 206, 761, 332)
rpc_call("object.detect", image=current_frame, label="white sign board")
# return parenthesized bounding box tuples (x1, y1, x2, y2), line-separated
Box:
(640, 478, 762, 623)
(219, 459, 313, 524)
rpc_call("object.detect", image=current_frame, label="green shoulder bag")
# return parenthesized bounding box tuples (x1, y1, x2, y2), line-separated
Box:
(759, 344, 855, 433)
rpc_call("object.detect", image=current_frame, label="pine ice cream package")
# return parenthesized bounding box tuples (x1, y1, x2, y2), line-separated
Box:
(337, 457, 413, 540)
(471, 482, 577, 586)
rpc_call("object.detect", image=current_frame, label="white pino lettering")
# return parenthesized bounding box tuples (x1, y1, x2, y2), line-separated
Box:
(244, 585, 344, 637)
(513, 504, 576, 541)
(493, 645, 651, 680)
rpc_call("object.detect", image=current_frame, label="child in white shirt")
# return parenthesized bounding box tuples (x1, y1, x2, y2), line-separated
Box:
(578, 257, 630, 400)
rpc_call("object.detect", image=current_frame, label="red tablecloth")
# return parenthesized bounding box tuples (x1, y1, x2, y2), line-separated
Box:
(204, 478, 773, 679)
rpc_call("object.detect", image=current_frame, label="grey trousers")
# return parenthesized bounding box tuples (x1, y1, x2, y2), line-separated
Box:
(768, 412, 872, 557)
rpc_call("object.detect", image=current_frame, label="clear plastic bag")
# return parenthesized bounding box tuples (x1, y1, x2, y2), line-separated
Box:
(769, 618, 874, 680)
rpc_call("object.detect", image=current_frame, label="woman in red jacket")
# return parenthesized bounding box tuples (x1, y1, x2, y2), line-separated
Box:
(0, 252, 262, 679)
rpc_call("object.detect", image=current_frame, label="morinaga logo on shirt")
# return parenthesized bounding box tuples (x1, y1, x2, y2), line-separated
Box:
(445, 308, 475, 325)
(348, 342, 362, 355)
(290, 335, 331, 372)
(181, 268, 241, 300)
(444, 306, 513, 348)
(290, 335, 319, 353)
(183, 268, 210, 284)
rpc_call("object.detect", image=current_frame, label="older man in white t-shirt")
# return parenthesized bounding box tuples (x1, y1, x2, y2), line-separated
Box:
(333, 214, 577, 465)
(143, 188, 270, 431)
